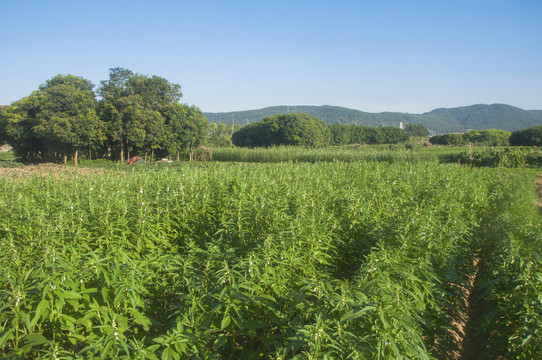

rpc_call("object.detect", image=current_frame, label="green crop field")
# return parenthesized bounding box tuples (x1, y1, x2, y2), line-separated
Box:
(1, 148, 541, 359)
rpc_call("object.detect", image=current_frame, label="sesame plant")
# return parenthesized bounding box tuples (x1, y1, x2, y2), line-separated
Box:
(0, 154, 540, 359)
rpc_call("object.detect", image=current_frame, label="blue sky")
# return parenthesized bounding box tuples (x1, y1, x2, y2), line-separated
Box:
(1, 0, 541, 113)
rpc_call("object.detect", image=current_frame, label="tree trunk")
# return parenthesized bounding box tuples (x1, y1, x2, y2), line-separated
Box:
(120, 144, 124, 163)
(144, 151, 147, 162)
(74, 149, 78, 167)
(176, 151, 180, 162)
(151, 149, 154, 162)
(89, 148, 92, 161)
(63, 154, 67, 166)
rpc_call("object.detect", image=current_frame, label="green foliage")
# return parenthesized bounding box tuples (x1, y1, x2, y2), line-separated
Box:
(2, 75, 104, 164)
(211, 146, 437, 163)
(98, 67, 186, 162)
(476, 172, 542, 358)
(404, 123, 429, 138)
(329, 124, 408, 145)
(462, 129, 511, 146)
(440, 147, 542, 168)
(1, 68, 208, 164)
(429, 133, 466, 146)
(430, 129, 511, 147)
(510, 126, 542, 146)
(0, 107, 7, 145)
(232, 113, 331, 148)
(205, 104, 542, 133)
(2, 154, 540, 358)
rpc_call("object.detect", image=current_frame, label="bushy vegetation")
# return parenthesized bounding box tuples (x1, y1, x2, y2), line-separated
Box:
(328, 124, 408, 145)
(510, 126, 542, 146)
(232, 113, 331, 148)
(1, 153, 541, 359)
(430, 129, 511, 146)
(439, 147, 542, 168)
(404, 123, 429, 138)
(477, 172, 542, 358)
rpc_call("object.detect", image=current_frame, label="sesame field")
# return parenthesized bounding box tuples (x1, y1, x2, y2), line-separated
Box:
(1, 149, 541, 359)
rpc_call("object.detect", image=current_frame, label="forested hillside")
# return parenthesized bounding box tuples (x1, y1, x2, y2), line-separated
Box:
(205, 104, 542, 133)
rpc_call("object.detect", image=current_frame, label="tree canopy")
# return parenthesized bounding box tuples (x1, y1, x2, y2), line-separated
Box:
(98, 67, 190, 162)
(404, 123, 429, 138)
(509, 126, 542, 146)
(430, 129, 511, 146)
(329, 124, 408, 145)
(232, 113, 331, 148)
(1, 75, 103, 164)
(0, 68, 208, 164)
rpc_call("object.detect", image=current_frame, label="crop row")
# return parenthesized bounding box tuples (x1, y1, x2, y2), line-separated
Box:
(476, 171, 542, 359)
(0, 161, 540, 359)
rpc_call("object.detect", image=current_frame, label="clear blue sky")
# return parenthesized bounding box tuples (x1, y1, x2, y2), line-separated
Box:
(1, 0, 541, 113)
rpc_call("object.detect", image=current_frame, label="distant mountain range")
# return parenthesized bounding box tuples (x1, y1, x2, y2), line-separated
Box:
(204, 104, 542, 134)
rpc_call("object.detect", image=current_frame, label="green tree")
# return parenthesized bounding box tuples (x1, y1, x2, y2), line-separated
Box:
(2, 75, 103, 164)
(510, 126, 542, 146)
(33, 78, 103, 165)
(0, 106, 7, 145)
(232, 113, 330, 148)
(97, 67, 135, 161)
(329, 124, 351, 145)
(380, 126, 409, 144)
(163, 103, 208, 160)
(98, 68, 183, 161)
(1, 97, 45, 161)
(429, 133, 466, 146)
(404, 123, 429, 138)
(463, 129, 510, 146)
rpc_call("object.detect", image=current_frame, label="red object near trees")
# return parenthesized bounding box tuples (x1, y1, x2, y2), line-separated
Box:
(127, 156, 144, 165)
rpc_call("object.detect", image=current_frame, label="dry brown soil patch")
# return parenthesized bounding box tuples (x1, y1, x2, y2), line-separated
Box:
(535, 174, 542, 208)
(0, 163, 110, 181)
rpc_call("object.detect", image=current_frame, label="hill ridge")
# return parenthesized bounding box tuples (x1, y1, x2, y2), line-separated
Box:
(204, 104, 542, 134)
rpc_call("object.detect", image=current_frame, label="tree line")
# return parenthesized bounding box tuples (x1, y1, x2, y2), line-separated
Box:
(0, 73, 436, 162)
(231, 113, 425, 148)
(0, 68, 207, 164)
(429, 128, 542, 147)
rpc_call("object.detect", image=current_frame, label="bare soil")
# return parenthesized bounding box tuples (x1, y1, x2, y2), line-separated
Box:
(535, 174, 542, 208)
(0, 163, 110, 181)
(440, 256, 487, 360)
(457, 257, 492, 360)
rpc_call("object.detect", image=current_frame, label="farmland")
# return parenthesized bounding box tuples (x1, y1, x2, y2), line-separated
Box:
(1, 148, 541, 359)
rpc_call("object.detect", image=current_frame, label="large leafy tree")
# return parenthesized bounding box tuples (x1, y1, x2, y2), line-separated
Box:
(34, 75, 104, 165)
(2, 75, 103, 164)
(98, 67, 136, 162)
(510, 126, 542, 146)
(98, 68, 184, 161)
(0, 106, 9, 145)
(404, 123, 429, 138)
(163, 103, 208, 160)
(232, 113, 330, 148)
(1, 97, 45, 161)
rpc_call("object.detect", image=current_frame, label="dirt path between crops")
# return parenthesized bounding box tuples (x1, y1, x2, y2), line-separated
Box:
(456, 256, 492, 360)
(443, 256, 489, 360)
(451, 174, 542, 359)
(535, 174, 542, 209)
